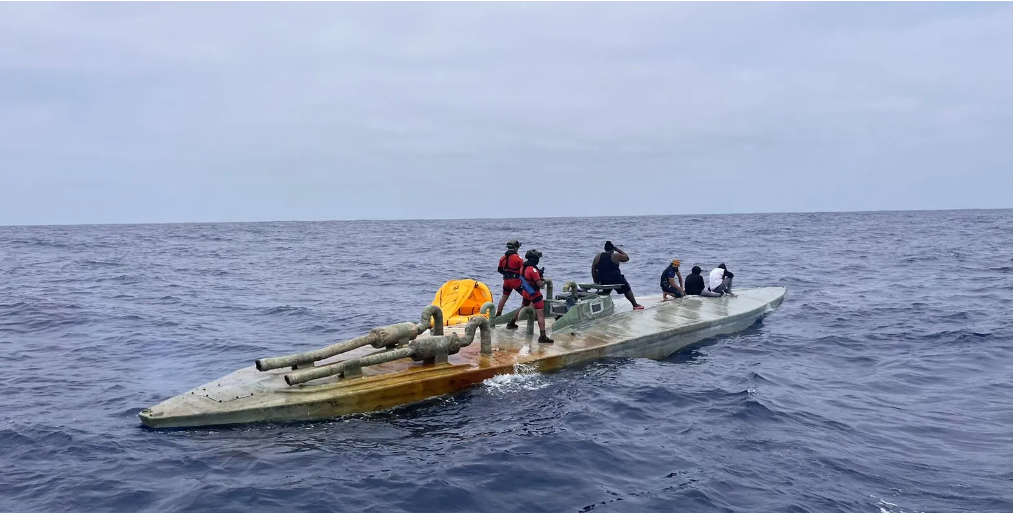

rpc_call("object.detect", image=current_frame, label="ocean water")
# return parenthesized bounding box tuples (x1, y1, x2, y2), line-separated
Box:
(1, 210, 1011, 513)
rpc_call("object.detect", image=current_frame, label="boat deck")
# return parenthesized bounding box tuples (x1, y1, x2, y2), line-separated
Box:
(139, 287, 786, 429)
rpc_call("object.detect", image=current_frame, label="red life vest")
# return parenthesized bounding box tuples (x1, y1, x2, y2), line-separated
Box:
(498, 251, 523, 278)
(520, 264, 543, 300)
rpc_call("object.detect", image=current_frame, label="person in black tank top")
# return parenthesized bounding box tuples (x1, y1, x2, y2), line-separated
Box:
(591, 241, 643, 310)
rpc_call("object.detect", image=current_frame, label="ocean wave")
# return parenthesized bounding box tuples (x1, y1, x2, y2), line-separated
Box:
(261, 306, 312, 316)
(1, 211, 1012, 513)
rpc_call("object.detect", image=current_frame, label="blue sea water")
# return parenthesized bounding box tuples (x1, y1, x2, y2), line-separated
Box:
(1, 210, 1011, 513)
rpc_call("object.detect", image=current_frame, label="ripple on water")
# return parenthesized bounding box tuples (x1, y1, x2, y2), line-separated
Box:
(1, 210, 1012, 512)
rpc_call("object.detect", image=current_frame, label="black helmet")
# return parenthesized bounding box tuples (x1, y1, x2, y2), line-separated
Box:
(525, 249, 542, 262)
(506, 239, 521, 250)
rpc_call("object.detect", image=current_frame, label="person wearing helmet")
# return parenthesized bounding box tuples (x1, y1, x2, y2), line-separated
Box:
(660, 258, 684, 300)
(591, 240, 644, 310)
(505, 249, 554, 343)
(496, 239, 525, 317)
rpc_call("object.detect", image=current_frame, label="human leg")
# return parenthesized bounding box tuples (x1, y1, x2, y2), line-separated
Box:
(497, 288, 511, 317)
(661, 284, 683, 298)
(498, 280, 521, 316)
(535, 308, 553, 343)
(506, 296, 530, 330)
(607, 274, 641, 309)
(712, 277, 735, 296)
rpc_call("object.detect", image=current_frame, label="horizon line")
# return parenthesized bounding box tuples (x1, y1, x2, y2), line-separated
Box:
(1, 206, 1009, 229)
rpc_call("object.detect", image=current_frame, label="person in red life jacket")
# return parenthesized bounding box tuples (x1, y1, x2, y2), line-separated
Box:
(496, 239, 524, 317)
(505, 249, 554, 343)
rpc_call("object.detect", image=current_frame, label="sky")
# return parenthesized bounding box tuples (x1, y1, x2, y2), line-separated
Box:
(1, 2, 1011, 226)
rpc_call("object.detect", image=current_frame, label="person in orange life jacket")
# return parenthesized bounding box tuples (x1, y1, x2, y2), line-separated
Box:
(496, 239, 524, 317)
(505, 249, 554, 344)
(592, 241, 644, 310)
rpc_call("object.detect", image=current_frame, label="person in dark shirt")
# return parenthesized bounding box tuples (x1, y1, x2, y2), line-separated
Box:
(659, 259, 684, 300)
(684, 266, 722, 297)
(592, 240, 643, 310)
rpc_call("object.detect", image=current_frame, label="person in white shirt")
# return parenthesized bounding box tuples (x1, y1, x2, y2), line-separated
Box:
(708, 263, 736, 297)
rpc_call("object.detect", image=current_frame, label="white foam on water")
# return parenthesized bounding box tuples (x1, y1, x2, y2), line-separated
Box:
(872, 496, 923, 513)
(481, 364, 548, 394)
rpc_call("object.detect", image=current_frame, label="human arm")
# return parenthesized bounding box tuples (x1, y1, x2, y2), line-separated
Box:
(591, 254, 599, 283)
(612, 247, 630, 263)
(533, 268, 546, 288)
(669, 273, 684, 293)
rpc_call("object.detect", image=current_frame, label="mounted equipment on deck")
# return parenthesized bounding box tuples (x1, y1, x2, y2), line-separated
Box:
(255, 302, 496, 386)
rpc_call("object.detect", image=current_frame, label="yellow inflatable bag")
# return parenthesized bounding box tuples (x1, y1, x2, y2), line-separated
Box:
(431, 279, 493, 326)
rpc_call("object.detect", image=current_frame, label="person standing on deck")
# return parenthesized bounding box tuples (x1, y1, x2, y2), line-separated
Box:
(495, 239, 524, 317)
(660, 259, 684, 300)
(591, 241, 644, 310)
(505, 249, 554, 343)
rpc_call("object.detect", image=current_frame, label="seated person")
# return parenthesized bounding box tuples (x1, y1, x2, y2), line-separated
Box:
(660, 259, 684, 300)
(685, 266, 723, 297)
(708, 263, 736, 297)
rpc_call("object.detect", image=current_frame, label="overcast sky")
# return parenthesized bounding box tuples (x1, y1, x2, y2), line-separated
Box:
(1, 2, 1011, 226)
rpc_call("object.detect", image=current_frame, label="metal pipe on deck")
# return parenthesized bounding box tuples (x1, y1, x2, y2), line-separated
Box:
(256, 333, 377, 371)
(284, 346, 415, 385)
(544, 279, 553, 316)
(517, 306, 536, 335)
(461, 315, 493, 355)
(479, 302, 495, 319)
(256, 322, 422, 371)
(421, 305, 444, 335)
(285, 334, 464, 385)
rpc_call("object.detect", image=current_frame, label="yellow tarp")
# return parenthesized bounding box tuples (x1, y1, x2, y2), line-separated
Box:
(431, 279, 493, 326)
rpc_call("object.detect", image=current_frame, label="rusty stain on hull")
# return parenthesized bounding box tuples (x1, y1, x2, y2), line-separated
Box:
(139, 287, 786, 429)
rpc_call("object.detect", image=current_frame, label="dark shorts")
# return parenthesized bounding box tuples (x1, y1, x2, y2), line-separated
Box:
(661, 284, 683, 297)
(503, 278, 522, 295)
(521, 292, 545, 310)
(598, 274, 631, 295)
